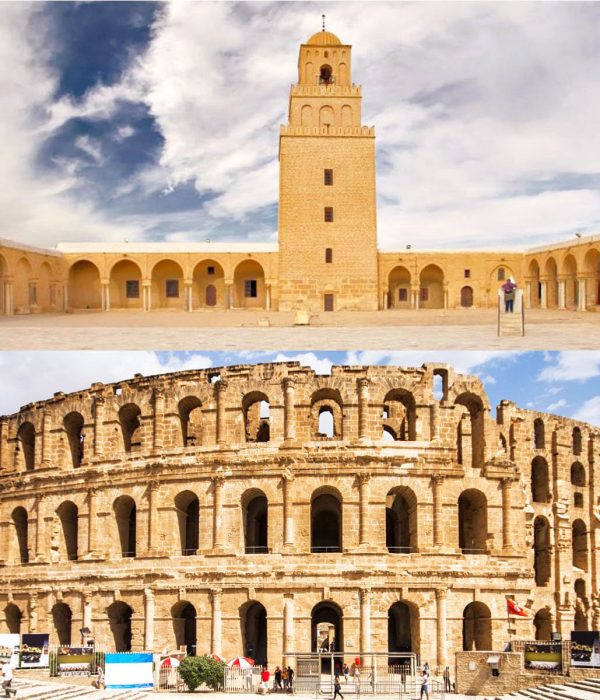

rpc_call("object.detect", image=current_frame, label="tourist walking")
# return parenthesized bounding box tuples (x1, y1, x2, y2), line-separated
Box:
(282, 666, 288, 691)
(420, 670, 430, 700)
(353, 664, 360, 688)
(287, 666, 294, 692)
(1, 659, 16, 698)
(260, 665, 270, 693)
(274, 666, 282, 690)
(343, 663, 349, 683)
(332, 675, 344, 700)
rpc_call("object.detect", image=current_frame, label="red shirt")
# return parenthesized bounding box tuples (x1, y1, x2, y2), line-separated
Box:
(261, 670, 270, 682)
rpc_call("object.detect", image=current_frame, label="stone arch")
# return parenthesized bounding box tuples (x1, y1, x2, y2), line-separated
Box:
(341, 104, 352, 127)
(171, 601, 197, 655)
(571, 461, 586, 487)
(56, 500, 78, 561)
(107, 601, 133, 652)
(572, 426, 583, 456)
(533, 418, 545, 450)
(455, 392, 485, 469)
(460, 286, 474, 308)
(388, 266, 411, 309)
(311, 388, 343, 439)
(14, 257, 33, 310)
(462, 602, 491, 650)
(458, 489, 488, 553)
(544, 257, 559, 308)
(562, 254, 578, 308)
(312, 601, 343, 654)
(11, 506, 29, 564)
(63, 411, 85, 468)
(528, 259, 541, 307)
(4, 604, 23, 634)
(113, 496, 136, 558)
(234, 259, 266, 308)
(301, 104, 313, 126)
(491, 264, 515, 288)
(533, 609, 552, 641)
(17, 421, 35, 471)
(583, 248, 600, 307)
(174, 490, 199, 556)
(572, 519, 588, 571)
(240, 600, 267, 665)
(243, 391, 270, 443)
(178, 396, 202, 447)
(533, 516, 551, 587)
(319, 105, 334, 128)
(242, 488, 268, 554)
(388, 601, 420, 659)
(419, 264, 444, 309)
(68, 260, 101, 309)
(109, 259, 143, 309)
(151, 259, 184, 309)
(382, 388, 416, 441)
(119, 403, 142, 452)
(386, 487, 418, 553)
(311, 487, 342, 552)
(52, 602, 72, 645)
(192, 259, 225, 309)
(531, 457, 550, 503)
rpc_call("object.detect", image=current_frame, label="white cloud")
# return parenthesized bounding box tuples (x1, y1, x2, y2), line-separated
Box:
(573, 396, 600, 426)
(272, 352, 333, 376)
(546, 399, 567, 412)
(0, 352, 212, 415)
(538, 352, 600, 382)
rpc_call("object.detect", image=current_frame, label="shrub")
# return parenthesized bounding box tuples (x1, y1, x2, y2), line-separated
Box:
(178, 655, 225, 692)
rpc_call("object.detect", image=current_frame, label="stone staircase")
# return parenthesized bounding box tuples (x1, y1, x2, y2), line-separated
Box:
(9, 678, 151, 699)
(498, 676, 600, 700)
(498, 310, 524, 336)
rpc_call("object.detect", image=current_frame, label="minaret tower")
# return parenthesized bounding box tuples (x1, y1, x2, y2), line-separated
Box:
(277, 25, 379, 312)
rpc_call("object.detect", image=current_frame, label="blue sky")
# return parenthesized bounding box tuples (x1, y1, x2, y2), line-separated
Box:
(2, 2, 600, 249)
(2, 351, 600, 426)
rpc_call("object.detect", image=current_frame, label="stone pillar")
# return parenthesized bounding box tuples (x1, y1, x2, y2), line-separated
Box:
(283, 377, 296, 441)
(430, 402, 440, 440)
(153, 389, 165, 451)
(525, 281, 532, 309)
(148, 481, 159, 554)
(212, 476, 225, 549)
(443, 285, 449, 309)
(357, 378, 369, 441)
(282, 473, 295, 546)
(501, 478, 514, 551)
(143, 282, 152, 312)
(225, 282, 233, 310)
(4, 280, 14, 315)
(412, 287, 419, 310)
(359, 588, 371, 653)
(29, 594, 38, 633)
(35, 495, 46, 560)
(41, 411, 51, 466)
(87, 488, 97, 555)
(144, 588, 155, 650)
(216, 380, 228, 446)
(558, 280, 566, 309)
(435, 588, 448, 671)
(0, 418, 7, 470)
(62, 283, 68, 312)
(185, 283, 193, 312)
(82, 592, 93, 631)
(540, 281, 547, 309)
(266, 284, 271, 311)
(358, 473, 371, 546)
(211, 589, 222, 655)
(93, 397, 105, 458)
(432, 475, 444, 548)
(283, 597, 295, 664)
(578, 278, 587, 311)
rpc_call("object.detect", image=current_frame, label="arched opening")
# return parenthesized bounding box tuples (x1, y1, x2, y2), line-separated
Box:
(311, 491, 342, 553)
(575, 608, 589, 632)
(243, 392, 270, 443)
(312, 602, 343, 663)
(544, 258, 558, 308)
(458, 489, 487, 554)
(17, 421, 35, 471)
(382, 426, 396, 441)
(318, 408, 334, 437)
(5, 604, 22, 634)
(533, 418, 545, 450)
(572, 519, 588, 571)
(174, 491, 199, 556)
(234, 260, 266, 309)
(68, 260, 101, 309)
(533, 516, 551, 587)
(462, 602, 491, 650)
(114, 496, 136, 558)
(571, 462, 586, 487)
(11, 507, 28, 564)
(388, 266, 411, 309)
(172, 601, 197, 656)
(52, 603, 72, 645)
(455, 392, 485, 469)
(562, 254, 578, 308)
(319, 64, 333, 85)
(531, 457, 550, 503)
(319, 105, 334, 128)
(243, 491, 268, 554)
(386, 488, 417, 553)
(64, 411, 85, 467)
(528, 259, 541, 307)
(572, 427, 582, 456)
(14, 257, 33, 310)
(583, 248, 600, 307)
(533, 609, 552, 641)
(419, 264, 444, 309)
(38, 261, 52, 311)
(301, 104, 313, 126)
(388, 602, 419, 663)
(119, 403, 142, 452)
(193, 260, 225, 309)
(109, 259, 143, 309)
(107, 601, 133, 652)
(575, 578, 587, 602)
(311, 389, 343, 439)
(151, 259, 184, 309)
(241, 602, 267, 666)
(460, 286, 474, 308)
(56, 501, 78, 561)
(383, 389, 416, 441)
(179, 396, 202, 447)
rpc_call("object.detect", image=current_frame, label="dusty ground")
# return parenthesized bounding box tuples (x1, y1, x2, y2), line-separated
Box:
(0, 308, 598, 350)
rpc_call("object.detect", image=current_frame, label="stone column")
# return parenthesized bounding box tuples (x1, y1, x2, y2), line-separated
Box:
(430, 402, 440, 440)
(143, 282, 152, 312)
(4, 280, 14, 315)
(359, 588, 371, 653)
(283, 597, 295, 664)
(525, 281, 532, 309)
(578, 278, 587, 311)
(540, 281, 547, 309)
(148, 481, 159, 554)
(87, 488, 97, 555)
(153, 389, 165, 451)
(225, 281, 233, 310)
(62, 283, 68, 312)
(358, 473, 371, 546)
(266, 284, 271, 311)
(558, 280, 566, 309)
(41, 411, 51, 466)
(282, 473, 295, 546)
(357, 378, 369, 441)
(501, 478, 514, 551)
(35, 495, 46, 560)
(431, 475, 444, 548)
(283, 377, 296, 441)
(0, 418, 7, 470)
(185, 283, 193, 312)
(93, 397, 105, 458)
(144, 588, 155, 650)
(211, 589, 222, 655)
(412, 287, 419, 310)
(443, 286, 449, 309)
(29, 594, 38, 633)
(82, 592, 93, 631)
(216, 380, 228, 446)
(212, 476, 225, 549)
(435, 588, 448, 671)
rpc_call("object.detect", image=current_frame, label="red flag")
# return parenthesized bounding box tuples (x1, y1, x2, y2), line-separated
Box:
(507, 599, 528, 617)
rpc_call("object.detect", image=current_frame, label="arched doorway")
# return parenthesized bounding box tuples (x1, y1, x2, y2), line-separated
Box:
(64, 411, 84, 468)
(109, 259, 143, 309)
(312, 602, 343, 670)
(243, 490, 268, 554)
(533, 517, 551, 587)
(14, 258, 33, 310)
(56, 501, 78, 561)
(234, 260, 266, 309)
(462, 602, 491, 650)
(172, 601, 197, 655)
(311, 491, 342, 553)
(387, 266, 411, 309)
(113, 496, 136, 558)
(583, 248, 600, 307)
(528, 260, 541, 307)
(107, 601, 133, 652)
(419, 265, 444, 309)
(382, 389, 416, 441)
(460, 286, 473, 308)
(11, 506, 29, 564)
(531, 457, 550, 503)
(193, 260, 225, 309)
(388, 602, 419, 665)
(458, 490, 487, 554)
(178, 396, 202, 447)
(241, 602, 267, 666)
(533, 609, 552, 641)
(68, 260, 101, 309)
(386, 488, 417, 553)
(174, 491, 199, 556)
(52, 603, 72, 645)
(151, 259, 184, 309)
(5, 604, 22, 634)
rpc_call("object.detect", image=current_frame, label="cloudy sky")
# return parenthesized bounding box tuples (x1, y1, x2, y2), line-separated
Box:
(2, 1, 600, 251)
(2, 351, 600, 426)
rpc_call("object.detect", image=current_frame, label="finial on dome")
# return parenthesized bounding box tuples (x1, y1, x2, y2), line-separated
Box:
(322, 14, 326, 31)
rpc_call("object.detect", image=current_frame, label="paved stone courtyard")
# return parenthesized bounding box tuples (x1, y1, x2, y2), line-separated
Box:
(0, 308, 598, 349)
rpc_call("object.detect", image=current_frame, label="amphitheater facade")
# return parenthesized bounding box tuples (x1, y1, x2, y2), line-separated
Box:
(0, 362, 597, 669)
(1, 29, 600, 316)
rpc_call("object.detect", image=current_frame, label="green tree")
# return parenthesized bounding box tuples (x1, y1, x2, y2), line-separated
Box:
(178, 655, 225, 692)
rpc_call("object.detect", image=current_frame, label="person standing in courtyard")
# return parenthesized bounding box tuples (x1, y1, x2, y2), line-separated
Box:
(343, 663, 349, 683)
(502, 277, 517, 312)
(420, 669, 430, 700)
(1, 659, 16, 698)
(332, 675, 344, 700)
